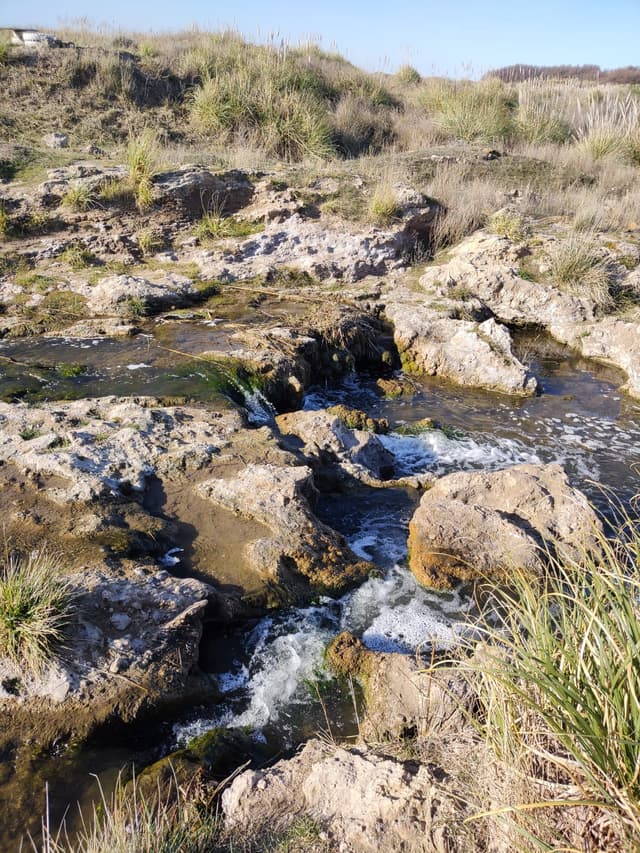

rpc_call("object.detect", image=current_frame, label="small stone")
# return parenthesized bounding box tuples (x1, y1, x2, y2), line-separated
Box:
(111, 613, 131, 631)
(43, 132, 69, 149)
(109, 656, 130, 674)
(155, 570, 169, 582)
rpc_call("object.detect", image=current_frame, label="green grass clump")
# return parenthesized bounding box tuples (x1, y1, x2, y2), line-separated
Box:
(0, 205, 9, 236)
(195, 204, 264, 241)
(489, 210, 528, 242)
(420, 77, 515, 143)
(191, 68, 334, 160)
(62, 183, 95, 211)
(468, 520, 640, 848)
(126, 129, 158, 210)
(61, 245, 98, 270)
(0, 549, 74, 673)
(546, 234, 614, 311)
(136, 227, 164, 255)
(368, 184, 401, 226)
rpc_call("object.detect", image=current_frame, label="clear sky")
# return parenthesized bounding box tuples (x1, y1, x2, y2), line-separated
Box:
(2, 0, 639, 77)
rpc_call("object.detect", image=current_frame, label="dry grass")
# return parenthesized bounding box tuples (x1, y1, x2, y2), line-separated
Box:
(0, 548, 75, 674)
(465, 517, 640, 850)
(426, 163, 506, 250)
(545, 232, 615, 310)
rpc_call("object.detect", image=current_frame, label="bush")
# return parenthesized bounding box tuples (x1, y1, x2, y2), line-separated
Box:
(0, 549, 75, 673)
(468, 518, 640, 848)
(395, 64, 422, 85)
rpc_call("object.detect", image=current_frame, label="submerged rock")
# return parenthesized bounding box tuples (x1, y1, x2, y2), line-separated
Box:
(408, 463, 601, 588)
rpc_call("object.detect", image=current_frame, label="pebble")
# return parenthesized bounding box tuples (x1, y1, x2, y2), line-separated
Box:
(111, 613, 131, 631)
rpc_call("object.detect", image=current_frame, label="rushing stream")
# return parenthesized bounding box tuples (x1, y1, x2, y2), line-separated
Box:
(2, 324, 640, 849)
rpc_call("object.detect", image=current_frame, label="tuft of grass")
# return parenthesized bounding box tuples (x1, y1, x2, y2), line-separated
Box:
(136, 227, 164, 255)
(467, 519, 640, 848)
(546, 234, 614, 311)
(0, 206, 9, 236)
(98, 177, 135, 206)
(61, 246, 99, 270)
(126, 130, 159, 211)
(489, 209, 528, 242)
(368, 184, 401, 226)
(0, 549, 75, 674)
(195, 199, 264, 241)
(395, 64, 422, 85)
(62, 184, 95, 211)
(420, 77, 516, 143)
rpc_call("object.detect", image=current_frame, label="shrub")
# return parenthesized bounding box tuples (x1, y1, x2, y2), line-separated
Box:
(0, 205, 9, 235)
(0, 549, 75, 673)
(136, 227, 164, 255)
(468, 519, 640, 848)
(395, 64, 422, 85)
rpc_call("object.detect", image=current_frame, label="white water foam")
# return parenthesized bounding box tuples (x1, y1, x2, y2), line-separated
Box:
(380, 430, 541, 478)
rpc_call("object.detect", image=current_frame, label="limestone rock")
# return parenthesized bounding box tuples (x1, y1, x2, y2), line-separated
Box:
(222, 738, 460, 853)
(408, 463, 601, 588)
(43, 132, 68, 149)
(86, 273, 200, 316)
(152, 167, 254, 216)
(198, 464, 372, 595)
(276, 408, 395, 482)
(0, 568, 213, 749)
(387, 296, 538, 396)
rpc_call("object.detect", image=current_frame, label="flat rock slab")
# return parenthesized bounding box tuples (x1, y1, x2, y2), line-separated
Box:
(408, 463, 601, 588)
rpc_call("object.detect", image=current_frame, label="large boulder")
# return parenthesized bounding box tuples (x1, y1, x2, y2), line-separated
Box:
(386, 299, 538, 396)
(408, 463, 601, 588)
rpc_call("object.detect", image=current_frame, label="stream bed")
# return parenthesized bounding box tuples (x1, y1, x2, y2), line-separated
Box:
(2, 325, 640, 849)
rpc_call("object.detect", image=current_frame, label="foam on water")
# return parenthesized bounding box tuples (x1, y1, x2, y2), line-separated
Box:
(380, 430, 541, 477)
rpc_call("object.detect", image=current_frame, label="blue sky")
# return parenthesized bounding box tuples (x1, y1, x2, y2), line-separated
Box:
(2, 0, 639, 76)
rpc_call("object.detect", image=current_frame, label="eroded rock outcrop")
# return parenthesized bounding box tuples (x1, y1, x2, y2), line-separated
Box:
(198, 463, 372, 597)
(222, 738, 461, 853)
(0, 566, 212, 749)
(385, 289, 538, 395)
(408, 463, 601, 588)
